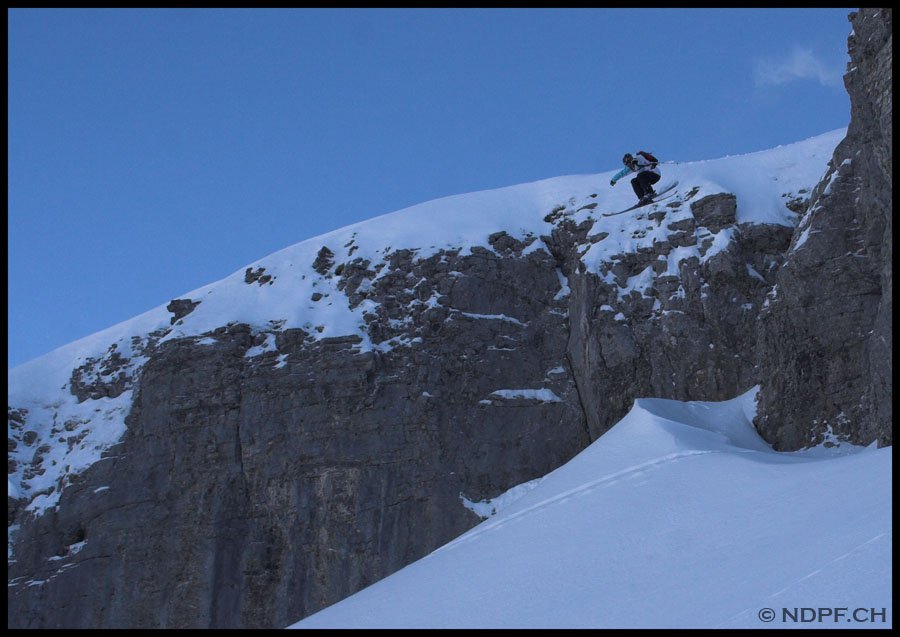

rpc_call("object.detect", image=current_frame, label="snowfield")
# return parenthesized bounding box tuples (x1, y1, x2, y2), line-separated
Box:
(291, 388, 891, 629)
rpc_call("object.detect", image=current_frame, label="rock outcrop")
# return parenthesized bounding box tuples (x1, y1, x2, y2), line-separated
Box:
(755, 8, 892, 450)
(556, 194, 792, 440)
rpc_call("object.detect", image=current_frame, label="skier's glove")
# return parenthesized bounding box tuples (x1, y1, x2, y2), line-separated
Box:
(610, 179, 616, 187)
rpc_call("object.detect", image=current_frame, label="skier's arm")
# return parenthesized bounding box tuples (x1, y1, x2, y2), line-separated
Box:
(610, 166, 631, 186)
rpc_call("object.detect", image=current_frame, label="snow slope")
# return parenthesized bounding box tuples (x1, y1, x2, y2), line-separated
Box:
(291, 388, 892, 629)
(8, 129, 843, 516)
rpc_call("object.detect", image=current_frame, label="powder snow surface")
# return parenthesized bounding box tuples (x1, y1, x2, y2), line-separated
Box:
(292, 389, 891, 629)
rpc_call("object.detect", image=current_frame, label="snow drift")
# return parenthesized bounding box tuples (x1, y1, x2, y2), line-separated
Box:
(292, 388, 891, 629)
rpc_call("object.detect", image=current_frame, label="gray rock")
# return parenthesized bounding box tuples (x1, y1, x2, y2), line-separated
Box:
(312, 247, 335, 276)
(8, 243, 588, 629)
(754, 8, 892, 450)
(244, 266, 274, 285)
(691, 193, 736, 233)
(167, 298, 201, 324)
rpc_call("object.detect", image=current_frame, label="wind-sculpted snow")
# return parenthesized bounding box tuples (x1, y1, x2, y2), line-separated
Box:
(292, 389, 891, 629)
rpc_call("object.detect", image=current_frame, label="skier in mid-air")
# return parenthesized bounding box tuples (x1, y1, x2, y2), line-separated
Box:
(610, 151, 661, 205)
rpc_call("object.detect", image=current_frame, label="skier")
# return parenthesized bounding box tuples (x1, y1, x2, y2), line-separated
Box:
(610, 151, 661, 205)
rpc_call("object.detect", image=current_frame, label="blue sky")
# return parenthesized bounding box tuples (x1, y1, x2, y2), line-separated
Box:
(8, 8, 853, 368)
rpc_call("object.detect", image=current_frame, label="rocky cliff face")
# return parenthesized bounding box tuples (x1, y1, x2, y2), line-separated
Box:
(553, 193, 793, 440)
(1, 180, 805, 629)
(755, 8, 892, 450)
(8, 9, 891, 629)
(8, 242, 591, 628)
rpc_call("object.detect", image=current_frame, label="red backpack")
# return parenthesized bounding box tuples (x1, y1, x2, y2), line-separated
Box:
(637, 150, 659, 164)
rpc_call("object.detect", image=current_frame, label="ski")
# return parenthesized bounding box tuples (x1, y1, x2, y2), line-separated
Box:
(603, 180, 679, 217)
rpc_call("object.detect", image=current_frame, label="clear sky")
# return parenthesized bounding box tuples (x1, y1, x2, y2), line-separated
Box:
(8, 8, 853, 368)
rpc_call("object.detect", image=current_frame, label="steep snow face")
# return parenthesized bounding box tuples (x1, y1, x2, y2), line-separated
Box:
(7, 129, 843, 515)
(290, 388, 891, 629)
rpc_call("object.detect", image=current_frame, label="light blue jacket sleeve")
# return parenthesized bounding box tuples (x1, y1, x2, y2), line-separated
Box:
(611, 166, 632, 184)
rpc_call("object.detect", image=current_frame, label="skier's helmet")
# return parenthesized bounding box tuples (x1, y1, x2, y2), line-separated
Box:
(622, 153, 634, 165)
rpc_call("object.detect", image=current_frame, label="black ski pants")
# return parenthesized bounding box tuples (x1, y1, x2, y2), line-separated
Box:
(631, 171, 660, 199)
